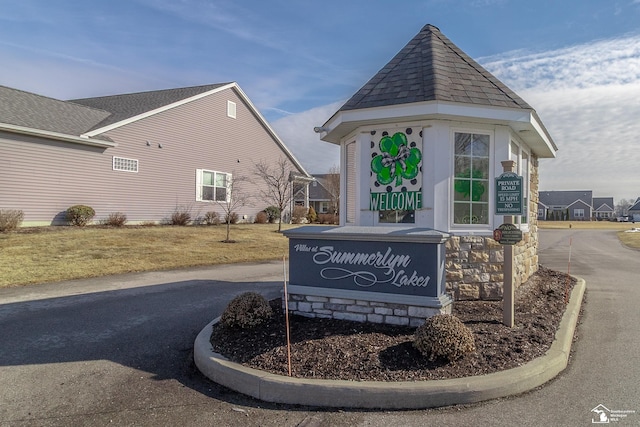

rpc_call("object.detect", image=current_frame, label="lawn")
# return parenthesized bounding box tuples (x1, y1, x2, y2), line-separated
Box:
(539, 220, 640, 250)
(0, 224, 299, 288)
(3, 221, 638, 288)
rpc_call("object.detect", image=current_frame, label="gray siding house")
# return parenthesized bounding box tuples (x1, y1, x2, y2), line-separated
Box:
(538, 190, 593, 221)
(592, 197, 614, 220)
(295, 173, 339, 214)
(0, 83, 311, 226)
(629, 198, 640, 222)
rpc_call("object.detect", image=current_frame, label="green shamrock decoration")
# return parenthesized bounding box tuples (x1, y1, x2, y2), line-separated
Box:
(454, 169, 486, 201)
(371, 132, 422, 187)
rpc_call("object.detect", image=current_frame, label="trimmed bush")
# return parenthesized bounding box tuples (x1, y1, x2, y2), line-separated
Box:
(203, 211, 220, 226)
(291, 206, 308, 224)
(101, 212, 127, 227)
(0, 209, 24, 232)
(225, 211, 239, 224)
(220, 292, 273, 329)
(254, 211, 268, 224)
(263, 206, 280, 223)
(66, 205, 95, 227)
(318, 213, 339, 224)
(170, 207, 191, 226)
(413, 314, 476, 363)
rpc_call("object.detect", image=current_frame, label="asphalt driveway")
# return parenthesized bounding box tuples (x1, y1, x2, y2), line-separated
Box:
(0, 229, 638, 426)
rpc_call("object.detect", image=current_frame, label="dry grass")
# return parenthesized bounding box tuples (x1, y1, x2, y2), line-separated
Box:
(0, 224, 298, 288)
(538, 220, 638, 230)
(617, 229, 640, 249)
(539, 220, 640, 249)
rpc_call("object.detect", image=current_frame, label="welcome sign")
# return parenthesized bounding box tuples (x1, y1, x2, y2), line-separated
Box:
(369, 128, 423, 211)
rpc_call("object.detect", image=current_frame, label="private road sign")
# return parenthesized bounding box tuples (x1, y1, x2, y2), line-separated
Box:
(495, 172, 523, 216)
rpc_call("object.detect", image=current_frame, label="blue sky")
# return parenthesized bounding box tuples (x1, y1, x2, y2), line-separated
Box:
(2, 0, 640, 202)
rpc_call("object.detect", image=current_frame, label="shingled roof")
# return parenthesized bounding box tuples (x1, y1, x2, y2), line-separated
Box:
(0, 85, 110, 136)
(70, 83, 229, 131)
(340, 24, 531, 112)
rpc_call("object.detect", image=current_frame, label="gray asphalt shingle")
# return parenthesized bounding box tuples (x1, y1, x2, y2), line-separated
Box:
(0, 85, 111, 136)
(339, 24, 531, 112)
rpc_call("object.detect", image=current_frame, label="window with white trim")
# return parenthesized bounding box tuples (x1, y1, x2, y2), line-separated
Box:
(113, 156, 138, 172)
(453, 132, 490, 225)
(227, 100, 236, 118)
(574, 208, 585, 218)
(196, 169, 231, 202)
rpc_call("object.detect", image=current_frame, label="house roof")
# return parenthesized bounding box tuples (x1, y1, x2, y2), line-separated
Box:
(70, 83, 229, 131)
(538, 190, 593, 208)
(309, 174, 338, 201)
(629, 199, 640, 212)
(593, 197, 614, 212)
(0, 82, 311, 176)
(0, 85, 111, 136)
(339, 24, 531, 112)
(320, 24, 557, 158)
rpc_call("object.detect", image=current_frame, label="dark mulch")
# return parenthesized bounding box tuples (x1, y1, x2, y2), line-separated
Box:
(210, 266, 577, 381)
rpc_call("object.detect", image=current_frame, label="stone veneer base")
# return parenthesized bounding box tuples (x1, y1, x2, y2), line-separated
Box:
(284, 284, 453, 327)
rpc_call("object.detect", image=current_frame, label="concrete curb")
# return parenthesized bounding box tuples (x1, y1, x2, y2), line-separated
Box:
(194, 277, 585, 409)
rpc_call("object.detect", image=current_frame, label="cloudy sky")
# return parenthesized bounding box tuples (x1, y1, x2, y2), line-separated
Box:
(2, 0, 640, 202)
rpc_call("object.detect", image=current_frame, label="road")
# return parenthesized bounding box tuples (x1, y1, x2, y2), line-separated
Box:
(0, 229, 638, 426)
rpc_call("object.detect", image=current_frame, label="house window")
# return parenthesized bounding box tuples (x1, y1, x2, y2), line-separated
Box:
(196, 169, 230, 202)
(227, 101, 236, 119)
(453, 132, 489, 225)
(113, 156, 138, 173)
(574, 208, 585, 218)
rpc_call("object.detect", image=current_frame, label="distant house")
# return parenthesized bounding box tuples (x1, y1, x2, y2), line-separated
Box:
(592, 197, 615, 220)
(538, 191, 593, 221)
(629, 198, 640, 221)
(295, 173, 339, 215)
(0, 83, 311, 226)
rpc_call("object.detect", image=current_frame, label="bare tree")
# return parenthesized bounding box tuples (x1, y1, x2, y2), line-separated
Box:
(615, 198, 634, 217)
(253, 157, 297, 232)
(325, 164, 341, 215)
(214, 173, 250, 242)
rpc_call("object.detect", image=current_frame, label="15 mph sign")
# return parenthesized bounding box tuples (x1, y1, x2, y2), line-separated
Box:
(495, 172, 523, 216)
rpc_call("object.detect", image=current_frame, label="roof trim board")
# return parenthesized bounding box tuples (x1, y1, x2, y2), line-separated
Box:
(0, 122, 116, 148)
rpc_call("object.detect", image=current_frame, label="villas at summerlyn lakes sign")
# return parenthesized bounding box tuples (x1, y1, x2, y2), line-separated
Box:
(283, 226, 450, 300)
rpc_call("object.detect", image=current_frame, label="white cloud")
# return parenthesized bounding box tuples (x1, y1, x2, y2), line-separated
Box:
(481, 34, 640, 201)
(271, 102, 343, 175)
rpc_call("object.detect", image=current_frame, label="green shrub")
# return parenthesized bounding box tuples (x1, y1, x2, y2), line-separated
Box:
(0, 209, 24, 232)
(254, 211, 268, 224)
(170, 206, 191, 226)
(220, 292, 273, 329)
(291, 206, 308, 224)
(225, 212, 239, 224)
(203, 211, 220, 226)
(101, 212, 127, 227)
(307, 206, 317, 223)
(413, 314, 476, 362)
(263, 206, 280, 223)
(66, 205, 95, 227)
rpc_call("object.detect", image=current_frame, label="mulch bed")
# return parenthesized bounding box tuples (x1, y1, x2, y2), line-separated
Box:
(210, 266, 577, 381)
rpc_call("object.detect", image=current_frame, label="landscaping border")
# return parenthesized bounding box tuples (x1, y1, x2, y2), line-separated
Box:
(194, 277, 585, 409)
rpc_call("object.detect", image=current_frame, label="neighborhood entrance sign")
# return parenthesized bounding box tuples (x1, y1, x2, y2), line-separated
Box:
(495, 172, 523, 215)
